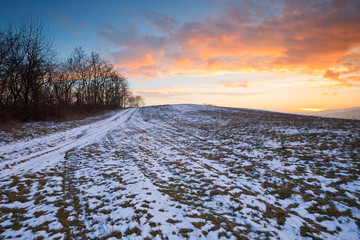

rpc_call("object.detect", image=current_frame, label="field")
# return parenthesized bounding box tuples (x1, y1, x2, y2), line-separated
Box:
(0, 104, 359, 239)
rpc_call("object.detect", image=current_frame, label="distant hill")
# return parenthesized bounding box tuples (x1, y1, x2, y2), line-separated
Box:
(306, 107, 360, 120)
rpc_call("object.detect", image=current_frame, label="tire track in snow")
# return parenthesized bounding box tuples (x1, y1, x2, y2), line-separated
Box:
(124, 108, 260, 236)
(137, 107, 289, 236)
(0, 108, 136, 177)
(0, 109, 126, 157)
(102, 116, 204, 238)
(146, 107, 269, 193)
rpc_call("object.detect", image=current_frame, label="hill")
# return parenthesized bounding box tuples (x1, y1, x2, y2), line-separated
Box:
(305, 107, 360, 120)
(0, 104, 359, 239)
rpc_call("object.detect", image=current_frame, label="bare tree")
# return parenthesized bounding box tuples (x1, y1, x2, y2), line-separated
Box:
(126, 93, 145, 108)
(0, 30, 8, 107)
(63, 47, 131, 109)
(16, 16, 56, 112)
(0, 16, 57, 120)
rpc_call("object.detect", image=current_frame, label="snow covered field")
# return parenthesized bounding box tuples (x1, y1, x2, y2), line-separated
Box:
(0, 104, 359, 239)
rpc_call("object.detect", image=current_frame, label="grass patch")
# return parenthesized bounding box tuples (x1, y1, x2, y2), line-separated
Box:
(179, 228, 194, 238)
(150, 229, 162, 237)
(125, 227, 141, 236)
(166, 218, 182, 224)
(263, 204, 289, 225)
(191, 221, 206, 229)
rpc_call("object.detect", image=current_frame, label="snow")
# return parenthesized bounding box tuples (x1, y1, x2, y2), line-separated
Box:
(0, 104, 359, 239)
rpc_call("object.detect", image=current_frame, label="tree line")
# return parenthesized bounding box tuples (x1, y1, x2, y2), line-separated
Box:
(0, 16, 143, 122)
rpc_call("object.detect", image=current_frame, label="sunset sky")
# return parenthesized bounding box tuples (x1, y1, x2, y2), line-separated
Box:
(1, 0, 359, 112)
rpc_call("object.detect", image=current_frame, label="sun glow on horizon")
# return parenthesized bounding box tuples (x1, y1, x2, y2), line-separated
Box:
(294, 108, 326, 112)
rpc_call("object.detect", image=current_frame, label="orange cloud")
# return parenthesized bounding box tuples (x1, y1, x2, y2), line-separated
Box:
(174, 58, 193, 69)
(323, 69, 340, 80)
(218, 80, 249, 88)
(322, 92, 338, 96)
(100, 0, 360, 83)
(125, 65, 162, 79)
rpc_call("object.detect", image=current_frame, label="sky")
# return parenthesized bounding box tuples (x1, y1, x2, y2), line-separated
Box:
(1, 0, 359, 112)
